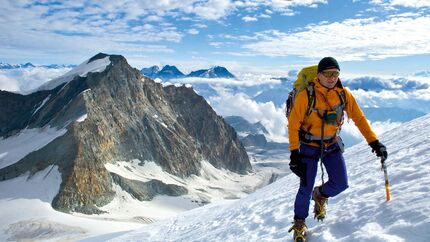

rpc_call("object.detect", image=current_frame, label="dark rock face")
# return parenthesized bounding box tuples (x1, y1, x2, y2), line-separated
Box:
(111, 173, 188, 201)
(0, 53, 251, 214)
(88, 53, 110, 63)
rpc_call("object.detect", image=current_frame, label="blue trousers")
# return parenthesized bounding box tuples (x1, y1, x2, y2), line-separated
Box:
(294, 143, 349, 220)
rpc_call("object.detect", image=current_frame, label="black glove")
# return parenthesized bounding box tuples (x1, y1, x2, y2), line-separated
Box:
(289, 149, 307, 186)
(369, 140, 388, 161)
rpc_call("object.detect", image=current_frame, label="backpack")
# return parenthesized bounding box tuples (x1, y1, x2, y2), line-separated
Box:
(284, 65, 347, 121)
(285, 65, 318, 118)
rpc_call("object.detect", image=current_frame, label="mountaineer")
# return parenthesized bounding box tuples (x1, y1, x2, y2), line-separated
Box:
(287, 57, 388, 241)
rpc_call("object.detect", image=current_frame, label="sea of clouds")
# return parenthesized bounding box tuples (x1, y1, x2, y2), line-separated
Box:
(1, 66, 428, 147)
(0, 67, 71, 94)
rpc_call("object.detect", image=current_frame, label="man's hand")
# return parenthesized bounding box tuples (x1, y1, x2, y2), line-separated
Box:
(289, 150, 307, 186)
(369, 140, 388, 161)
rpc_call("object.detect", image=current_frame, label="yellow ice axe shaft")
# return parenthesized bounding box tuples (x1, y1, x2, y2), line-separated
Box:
(381, 157, 391, 201)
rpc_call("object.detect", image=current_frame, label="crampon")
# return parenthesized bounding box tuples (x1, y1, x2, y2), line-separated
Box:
(288, 219, 307, 242)
(313, 186, 328, 221)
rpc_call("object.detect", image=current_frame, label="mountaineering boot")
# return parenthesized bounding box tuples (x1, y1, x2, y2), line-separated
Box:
(313, 186, 328, 221)
(288, 219, 307, 242)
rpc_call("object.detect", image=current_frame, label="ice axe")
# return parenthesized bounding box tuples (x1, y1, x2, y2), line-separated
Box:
(381, 157, 391, 201)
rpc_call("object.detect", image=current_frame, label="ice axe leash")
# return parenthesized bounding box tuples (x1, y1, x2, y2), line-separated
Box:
(381, 157, 391, 202)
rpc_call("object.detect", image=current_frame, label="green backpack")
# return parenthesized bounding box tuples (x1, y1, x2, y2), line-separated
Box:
(285, 65, 347, 120)
(285, 65, 318, 118)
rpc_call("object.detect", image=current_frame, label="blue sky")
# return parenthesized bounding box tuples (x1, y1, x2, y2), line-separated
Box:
(1, 0, 429, 75)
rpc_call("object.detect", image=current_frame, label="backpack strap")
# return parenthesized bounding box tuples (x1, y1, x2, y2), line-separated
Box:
(308, 88, 346, 114)
(306, 87, 347, 127)
(338, 90, 346, 107)
(335, 89, 346, 125)
(305, 82, 316, 117)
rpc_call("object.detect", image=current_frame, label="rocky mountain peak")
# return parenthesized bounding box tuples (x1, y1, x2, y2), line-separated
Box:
(141, 65, 160, 78)
(0, 53, 251, 214)
(187, 66, 235, 78)
(156, 65, 185, 79)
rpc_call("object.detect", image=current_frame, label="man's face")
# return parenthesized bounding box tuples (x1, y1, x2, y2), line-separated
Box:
(318, 68, 340, 89)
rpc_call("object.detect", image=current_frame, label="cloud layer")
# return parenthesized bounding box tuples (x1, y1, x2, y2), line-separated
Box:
(242, 15, 430, 60)
(208, 87, 288, 143)
(1, 65, 426, 148)
(0, 67, 71, 93)
(0, 0, 328, 63)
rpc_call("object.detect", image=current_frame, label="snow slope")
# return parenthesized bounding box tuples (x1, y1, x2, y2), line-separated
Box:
(86, 114, 430, 242)
(0, 114, 428, 242)
(36, 56, 110, 92)
(0, 136, 272, 241)
(0, 127, 67, 169)
(0, 166, 143, 242)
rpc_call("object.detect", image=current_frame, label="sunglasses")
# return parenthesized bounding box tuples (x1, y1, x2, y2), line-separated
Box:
(321, 71, 340, 78)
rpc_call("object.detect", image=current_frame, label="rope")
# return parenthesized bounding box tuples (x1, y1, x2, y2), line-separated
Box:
(320, 111, 326, 185)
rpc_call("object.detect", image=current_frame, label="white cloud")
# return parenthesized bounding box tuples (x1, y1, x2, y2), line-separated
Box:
(188, 28, 199, 35)
(371, 120, 402, 135)
(0, 75, 20, 92)
(192, 0, 234, 20)
(0, 1, 184, 50)
(349, 88, 430, 113)
(0, 0, 333, 64)
(270, 0, 327, 9)
(0, 67, 71, 93)
(341, 119, 364, 142)
(259, 13, 271, 18)
(209, 42, 224, 48)
(234, 0, 327, 13)
(414, 89, 430, 101)
(340, 118, 401, 147)
(144, 15, 164, 22)
(372, 0, 430, 8)
(193, 23, 208, 28)
(208, 88, 287, 142)
(170, 74, 280, 87)
(242, 16, 258, 22)
(242, 15, 430, 61)
(234, 72, 282, 86)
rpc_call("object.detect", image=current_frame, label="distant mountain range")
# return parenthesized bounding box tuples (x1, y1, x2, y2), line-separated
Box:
(0, 62, 76, 69)
(141, 65, 236, 80)
(0, 62, 35, 69)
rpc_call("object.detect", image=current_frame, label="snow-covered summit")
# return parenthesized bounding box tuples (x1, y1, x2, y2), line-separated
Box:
(140, 65, 236, 80)
(141, 65, 160, 78)
(0, 62, 75, 70)
(36, 53, 111, 92)
(188, 66, 236, 79)
(94, 114, 430, 242)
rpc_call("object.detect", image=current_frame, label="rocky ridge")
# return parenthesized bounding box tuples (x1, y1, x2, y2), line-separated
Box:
(0, 53, 251, 214)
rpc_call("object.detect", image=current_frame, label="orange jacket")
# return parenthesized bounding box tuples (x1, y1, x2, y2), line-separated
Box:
(288, 78, 378, 151)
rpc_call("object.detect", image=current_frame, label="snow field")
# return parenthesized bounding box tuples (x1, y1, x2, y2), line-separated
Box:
(98, 114, 430, 241)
